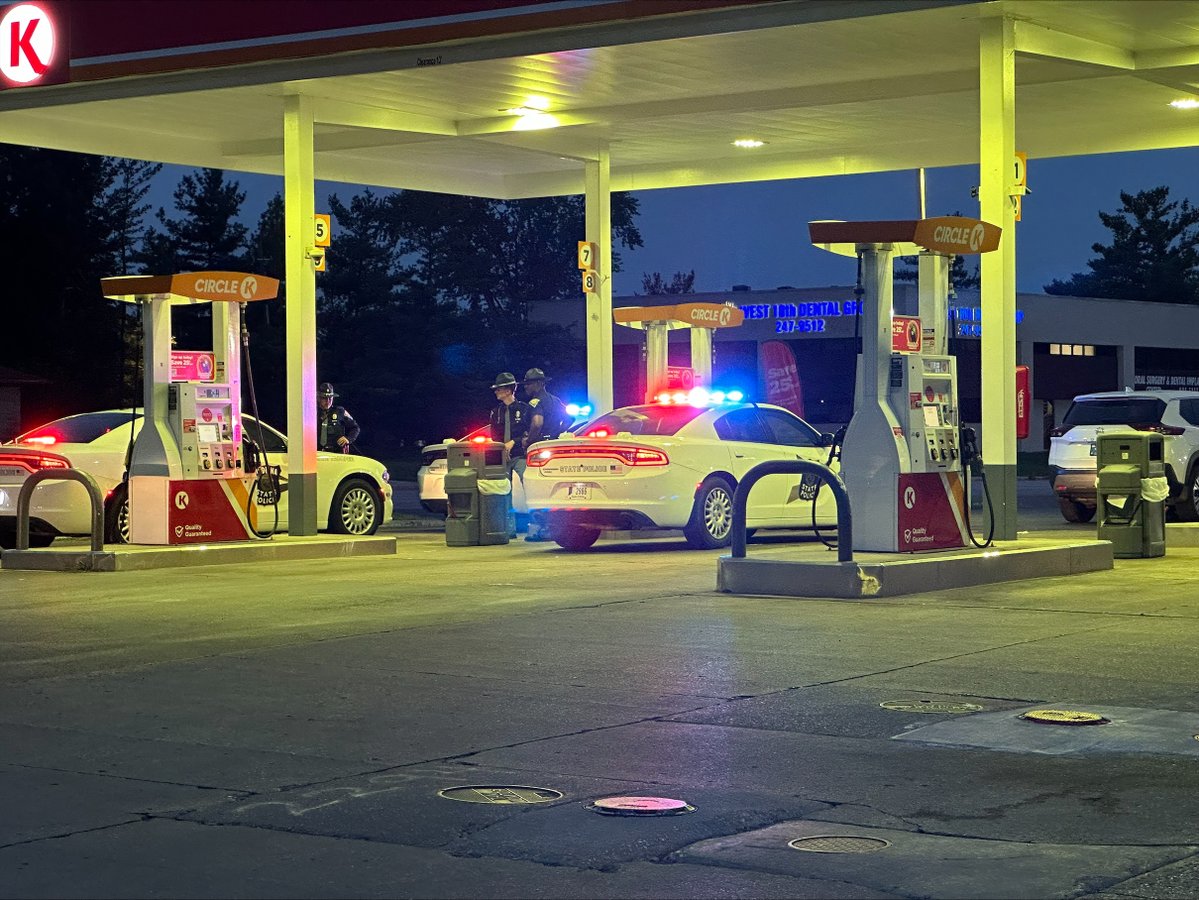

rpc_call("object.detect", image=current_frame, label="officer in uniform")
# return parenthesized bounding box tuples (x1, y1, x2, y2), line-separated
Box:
(489, 372, 534, 535)
(521, 367, 571, 541)
(317, 382, 361, 452)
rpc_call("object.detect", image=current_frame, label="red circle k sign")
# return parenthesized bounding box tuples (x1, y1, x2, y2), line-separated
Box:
(1, 3, 56, 86)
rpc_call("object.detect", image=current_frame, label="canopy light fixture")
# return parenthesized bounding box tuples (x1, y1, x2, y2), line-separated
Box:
(1170, 98, 1199, 109)
(733, 139, 766, 148)
(503, 95, 551, 116)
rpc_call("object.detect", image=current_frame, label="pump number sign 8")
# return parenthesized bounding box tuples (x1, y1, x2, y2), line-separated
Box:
(582, 270, 599, 294)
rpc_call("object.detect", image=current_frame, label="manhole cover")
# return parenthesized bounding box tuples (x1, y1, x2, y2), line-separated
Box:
(880, 699, 984, 713)
(438, 785, 563, 804)
(789, 835, 891, 854)
(588, 796, 695, 816)
(1020, 709, 1109, 726)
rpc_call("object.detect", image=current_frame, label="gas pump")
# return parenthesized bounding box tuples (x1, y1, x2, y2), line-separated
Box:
(100, 272, 280, 544)
(809, 217, 1001, 552)
(613, 301, 746, 402)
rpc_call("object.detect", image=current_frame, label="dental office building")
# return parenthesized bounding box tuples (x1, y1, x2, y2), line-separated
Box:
(537, 286, 1199, 451)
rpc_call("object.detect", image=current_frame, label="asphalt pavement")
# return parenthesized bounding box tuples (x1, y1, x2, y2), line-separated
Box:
(2, 478, 1199, 899)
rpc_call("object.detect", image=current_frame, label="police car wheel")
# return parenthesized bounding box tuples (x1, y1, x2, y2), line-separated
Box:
(331, 478, 381, 535)
(684, 476, 735, 549)
(553, 523, 601, 551)
(105, 485, 131, 544)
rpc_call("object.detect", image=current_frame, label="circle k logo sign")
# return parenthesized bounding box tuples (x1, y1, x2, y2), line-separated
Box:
(0, 3, 58, 86)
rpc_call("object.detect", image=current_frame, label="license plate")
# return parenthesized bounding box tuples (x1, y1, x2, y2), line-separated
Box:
(1089, 442, 1097, 456)
(0, 467, 25, 477)
(566, 483, 592, 501)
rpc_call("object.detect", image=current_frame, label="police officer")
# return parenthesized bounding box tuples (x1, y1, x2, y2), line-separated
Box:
(489, 372, 534, 535)
(522, 367, 571, 447)
(521, 367, 571, 542)
(317, 382, 361, 452)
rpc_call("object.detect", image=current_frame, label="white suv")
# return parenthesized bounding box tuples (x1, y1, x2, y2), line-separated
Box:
(1048, 390, 1199, 523)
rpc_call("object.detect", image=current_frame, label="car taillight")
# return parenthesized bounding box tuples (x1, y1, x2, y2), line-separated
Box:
(24, 435, 58, 446)
(1131, 423, 1184, 435)
(471, 435, 489, 443)
(585, 428, 610, 438)
(0, 451, 70, 473)
(526, 445, 669, 468)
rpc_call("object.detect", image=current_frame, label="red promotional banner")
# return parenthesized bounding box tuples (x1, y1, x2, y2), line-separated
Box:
(761, 341, 804, 418)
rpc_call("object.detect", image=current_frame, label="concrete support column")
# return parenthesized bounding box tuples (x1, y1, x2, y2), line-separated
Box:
(283, 95, 318, 535)
(917, 252, 949, 356)
(979, 16, 1018, 540)
(585, 149, 613, 414)
(692, 327, 713, 388)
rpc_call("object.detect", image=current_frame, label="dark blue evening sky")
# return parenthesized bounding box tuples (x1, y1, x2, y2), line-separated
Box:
(148, 146, 1199, 297)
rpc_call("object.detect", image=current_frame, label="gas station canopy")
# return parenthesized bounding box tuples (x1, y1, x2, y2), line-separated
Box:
(3, 0, 1199, 198)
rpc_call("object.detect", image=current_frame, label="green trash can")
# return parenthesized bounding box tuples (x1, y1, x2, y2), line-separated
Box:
(1096, 431, 1166, 559)
(445, 440, 510, 547)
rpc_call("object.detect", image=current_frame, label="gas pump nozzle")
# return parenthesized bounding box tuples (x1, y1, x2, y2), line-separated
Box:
(959, 425, 983, 476)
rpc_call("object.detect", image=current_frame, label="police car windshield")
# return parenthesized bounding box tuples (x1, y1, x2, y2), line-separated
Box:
(582, 404, 707, 436)
(18, 412, 142, 444)
(1063, 398, 1166, 426)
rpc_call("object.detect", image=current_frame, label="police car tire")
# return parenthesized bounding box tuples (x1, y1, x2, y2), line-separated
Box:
(105, 485, 131, 544)
(684, 476, 735, 549)
(553, 523, 601, 551)
(330, 477, 382, 535)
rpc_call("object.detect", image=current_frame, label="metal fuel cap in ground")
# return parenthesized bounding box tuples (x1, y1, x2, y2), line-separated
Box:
(1020, 709, 1109, 726)
(588, 796, 695, 816)
(438, 785, 563, 804)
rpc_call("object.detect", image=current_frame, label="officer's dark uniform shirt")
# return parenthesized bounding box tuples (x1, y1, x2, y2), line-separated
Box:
(318, 404, 361, 451)
(528, 390, 571, 442)
(489, 400, 534, 458)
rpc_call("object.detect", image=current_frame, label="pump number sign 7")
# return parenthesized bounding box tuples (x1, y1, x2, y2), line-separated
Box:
(577, 241, 597, 270)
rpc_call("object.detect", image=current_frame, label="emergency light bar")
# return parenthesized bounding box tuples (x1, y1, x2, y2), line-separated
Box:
(654, 388, 744, 406)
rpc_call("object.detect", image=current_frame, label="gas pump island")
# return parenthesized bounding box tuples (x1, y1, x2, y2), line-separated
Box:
(613, 301, 746, 401)
(101, 272, 280, 545)
(809, 217, 1001, 553)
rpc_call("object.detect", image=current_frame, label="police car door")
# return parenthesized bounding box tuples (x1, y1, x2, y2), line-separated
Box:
(712, 407, 783, 521)
(758, 407, 836, 526)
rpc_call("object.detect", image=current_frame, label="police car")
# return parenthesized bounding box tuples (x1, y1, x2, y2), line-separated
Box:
(0, 410, 393, 547)
(416, 403, 591, 515)
(522, 391, 839, 550)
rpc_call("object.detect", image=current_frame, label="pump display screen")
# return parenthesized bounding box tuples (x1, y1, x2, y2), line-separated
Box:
(196, 423, 220, 443)
(922, 405, 943, 428)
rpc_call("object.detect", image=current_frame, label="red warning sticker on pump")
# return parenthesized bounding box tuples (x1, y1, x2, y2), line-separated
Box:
(201, 408, 213, 423)
(182, 419, 196, 432)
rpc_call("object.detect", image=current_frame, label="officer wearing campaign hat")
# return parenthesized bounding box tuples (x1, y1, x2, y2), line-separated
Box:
(521, 368, 570, 541)
(317, 382, 361, 452)
(488, 372, 534, 536)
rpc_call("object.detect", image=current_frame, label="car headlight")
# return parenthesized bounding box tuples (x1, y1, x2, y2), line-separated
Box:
(382, 469, 390, 482)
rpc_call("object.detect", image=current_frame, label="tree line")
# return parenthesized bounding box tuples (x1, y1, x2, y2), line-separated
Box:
(1, 147, 642, 452)
(4, 143, 1196, 451)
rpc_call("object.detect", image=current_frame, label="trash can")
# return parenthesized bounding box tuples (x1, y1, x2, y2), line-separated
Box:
(445, 440, 510, 547)
(1096, 431, 1166, 559)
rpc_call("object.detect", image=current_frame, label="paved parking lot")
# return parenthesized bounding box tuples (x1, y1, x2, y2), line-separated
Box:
(3, 479, 1198, 899)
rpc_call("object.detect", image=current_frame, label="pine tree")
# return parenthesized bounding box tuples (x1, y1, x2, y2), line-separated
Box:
(1044, 186, 1199, 303)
